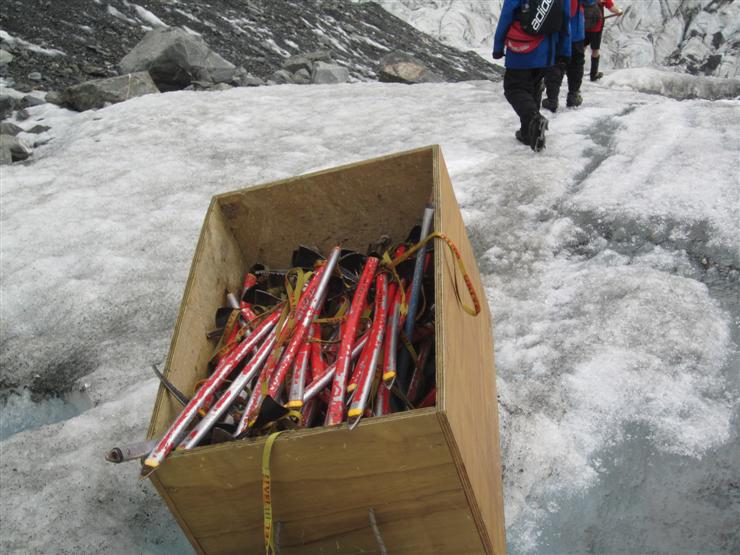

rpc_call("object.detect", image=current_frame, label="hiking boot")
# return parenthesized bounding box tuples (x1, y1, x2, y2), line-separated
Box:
(541, 97, 558, 113)
(515, 129, 529, 145)
(590, 57, 603, 81)
(566, 91, 583, 107)
(527, 114, 548, 152)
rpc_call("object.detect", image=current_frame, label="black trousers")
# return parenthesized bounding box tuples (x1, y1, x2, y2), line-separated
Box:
(545, 40, 585, 100)
(503, 67, 546, 134)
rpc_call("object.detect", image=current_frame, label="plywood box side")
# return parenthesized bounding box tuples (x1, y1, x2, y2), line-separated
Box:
(215, 148, 436, 267)
(434, 148, 506, 554)
(148, 201, 247, 439)
(157, 411, 483, 554)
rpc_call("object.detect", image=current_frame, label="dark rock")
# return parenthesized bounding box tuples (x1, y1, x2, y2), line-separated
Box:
(19, 95, 46, 109)
(241, 76, 266, 87)
(81, 63, 108, 77)
(270, 69, 294, 84)
(16, 108, 31, 121)
(0, 135, 32, 163)
(120, 27, 236, 91)
(63, 72, 159, 111)
(15, 83, 32, 93)
(282, 55, 313, 74)
(379, 51, 445, 84)
(293, 68, 311, 84)
(282, 50, 332, 73)
(311, 62, 350, 84)
(0, 95, 19, 119)
(27, 124, 51, 134)
(190, 81, 232, 91)
(0, 122, 23, 136)
(45, 91, 64, 105)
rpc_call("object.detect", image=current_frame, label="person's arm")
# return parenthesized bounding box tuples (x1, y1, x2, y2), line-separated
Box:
(493, 0, 520, 58)
(604, 0, 623, 15)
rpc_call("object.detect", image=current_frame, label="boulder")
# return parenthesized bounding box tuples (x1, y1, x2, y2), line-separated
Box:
(0, 135, 32, 164)
(293, 68, 311, 84)
(0, 49, 13, 65)
(0, 95, 18, 119)
(27, 124, 51, 134)
(120, 27, 236, 91)
(45, 91, 64, 106)
(63, 72, 159, 111)
(0, 122, 23, 136)
(241, 76, 266, 87)
(19, 95, 46, 109)
(282, 55, 312, 74)
(378, 51, 444, 84)
(270, 69, 294, 84)
(189, 81, 232, 92)
(311, 62, 349, 84)
(282, 50, 331, 73)
(28, 72, 42, 82)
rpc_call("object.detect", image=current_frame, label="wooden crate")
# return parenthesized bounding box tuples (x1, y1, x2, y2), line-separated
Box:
(146, 145, 506, 554)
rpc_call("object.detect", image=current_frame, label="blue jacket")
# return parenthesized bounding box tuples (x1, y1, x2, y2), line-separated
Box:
(569, 0, 595, 43)
(493, 0, 571, 69)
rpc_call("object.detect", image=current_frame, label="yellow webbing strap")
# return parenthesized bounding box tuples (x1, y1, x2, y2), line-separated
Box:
(262, 431, 284, 555)
(384, 232, 481, 317)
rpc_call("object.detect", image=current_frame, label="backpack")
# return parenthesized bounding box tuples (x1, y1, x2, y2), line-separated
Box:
(518, 0, 564, 36)
(584, 2, 602, 30)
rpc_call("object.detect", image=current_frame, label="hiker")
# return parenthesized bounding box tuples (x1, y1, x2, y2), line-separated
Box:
(493, 0, 571, 152)
(584, 0, 623, 81)
(542, 0, 596, 112)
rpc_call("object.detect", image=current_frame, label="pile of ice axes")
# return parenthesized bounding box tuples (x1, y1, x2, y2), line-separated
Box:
(106, 203, 481, 475)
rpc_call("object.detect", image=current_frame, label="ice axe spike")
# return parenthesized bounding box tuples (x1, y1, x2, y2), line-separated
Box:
(151, 364, 189, 407)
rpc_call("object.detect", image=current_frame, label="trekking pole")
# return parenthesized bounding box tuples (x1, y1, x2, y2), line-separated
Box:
(325, 256, 380, 426)
(348, 274, 388, 429)
(140, 309, 280, 476)
(396, 203, 434, 393)
(178, 328, 278, 450)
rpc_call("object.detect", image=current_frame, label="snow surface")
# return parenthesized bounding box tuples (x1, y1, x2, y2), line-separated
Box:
(602, 66, 740, 100)
(1, 78, 739, 554)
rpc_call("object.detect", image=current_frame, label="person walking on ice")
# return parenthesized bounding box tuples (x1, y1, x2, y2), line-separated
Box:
(584, 0, 624, 81)
(493, 0, 571, 152)
(542, 0, 596, 112)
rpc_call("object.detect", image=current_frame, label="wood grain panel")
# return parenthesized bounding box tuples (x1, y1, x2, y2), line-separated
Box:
(433, 147, 506, 554)
(215, 148, 435, 268)
(155, 411, 482, 554)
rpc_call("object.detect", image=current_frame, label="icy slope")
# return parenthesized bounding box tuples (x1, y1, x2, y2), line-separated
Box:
(368, 0, 740, 78)
(1, 77, 739, 554)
